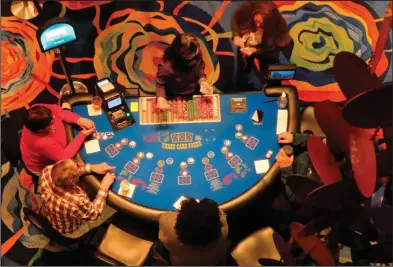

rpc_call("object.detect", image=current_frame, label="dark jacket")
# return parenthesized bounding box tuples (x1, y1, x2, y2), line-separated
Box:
(155, 54, 206, 99)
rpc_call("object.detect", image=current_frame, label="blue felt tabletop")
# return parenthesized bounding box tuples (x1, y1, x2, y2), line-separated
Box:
(72, 93, 280, 210)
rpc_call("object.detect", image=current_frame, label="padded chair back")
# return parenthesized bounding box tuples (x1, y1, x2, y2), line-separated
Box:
(23, 207, 57, 239)
(231, 227, 290, 266)
(300, 106, 326, 137)
(97, 224, 154, 266)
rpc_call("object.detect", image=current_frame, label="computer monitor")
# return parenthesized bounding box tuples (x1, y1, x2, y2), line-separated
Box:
(267, 64, 297, 80)
(37, 18, 78, 52)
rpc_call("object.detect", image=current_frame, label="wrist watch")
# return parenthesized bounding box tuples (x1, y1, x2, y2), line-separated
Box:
(85, 163, 92, 173)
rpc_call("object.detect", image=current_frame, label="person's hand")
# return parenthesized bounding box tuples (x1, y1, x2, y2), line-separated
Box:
(157, 97, 171, 110)
(278, 132, 294, 144)
(77, 117, 95, 130)
(233, 36, 245, 48)
(240, 47, 257, 57)
(81, 127, 95, 136)
(199, 81, 213, 95)
(92, 163, 116, 174)
(100, 172, 116, 192)
(276, 149, 294, 168)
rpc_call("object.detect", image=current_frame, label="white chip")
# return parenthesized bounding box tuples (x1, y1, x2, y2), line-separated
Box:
(235, 124, 243, 131)
(129, 141, 136, 148)
(166, 158, 174, 165)
(224, 140, 231, 147)
(268, 150, 273, 154)
(187, 158, 195, 164)
(102, 135, 108, 140)
(146, 152, 153, 159)
(207, 151, 215, 158)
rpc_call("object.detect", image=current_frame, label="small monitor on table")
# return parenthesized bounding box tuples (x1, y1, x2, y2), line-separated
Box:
(265, 64, 297, 86)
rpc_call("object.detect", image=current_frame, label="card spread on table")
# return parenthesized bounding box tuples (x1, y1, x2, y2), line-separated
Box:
(254, 159, 270, 174)
(118, 183, 136, 198)
(276, 109, 288, 134)
(87, 104, 102, 116)
(130, 102, 139, 112)
(84, 139, 100, 154)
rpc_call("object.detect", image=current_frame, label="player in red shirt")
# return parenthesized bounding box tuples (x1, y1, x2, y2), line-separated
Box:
(155, 33, 213, 110)
(20, 104, 95, 175)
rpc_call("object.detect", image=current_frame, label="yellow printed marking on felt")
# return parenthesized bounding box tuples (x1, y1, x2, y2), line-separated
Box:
(130, 102, 139, 112)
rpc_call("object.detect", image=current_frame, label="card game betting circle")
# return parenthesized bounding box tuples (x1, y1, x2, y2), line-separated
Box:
(65, 90, 299, 217)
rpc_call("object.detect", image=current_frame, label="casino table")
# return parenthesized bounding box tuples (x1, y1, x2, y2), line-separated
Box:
(63, 86, 299, 222)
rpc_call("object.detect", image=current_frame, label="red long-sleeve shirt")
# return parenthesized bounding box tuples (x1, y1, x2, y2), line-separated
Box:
(20, 104, 86, 174)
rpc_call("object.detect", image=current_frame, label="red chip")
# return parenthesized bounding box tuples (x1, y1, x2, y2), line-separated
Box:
(333, 52, 383, 100)
(290, 222, 335, 266)
(307, 136, 343, 185)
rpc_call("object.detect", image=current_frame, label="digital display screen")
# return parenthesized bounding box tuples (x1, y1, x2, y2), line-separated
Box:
(268, 70, 296, 80)
(97, 79, 110, 87)
(39, 23, 77, 51)
(108, 97, 122, 109)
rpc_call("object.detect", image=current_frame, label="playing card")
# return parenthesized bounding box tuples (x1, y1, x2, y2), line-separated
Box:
(173, 196, 188, 210)
(185, 132, 193, 142)
(105, 144, 119, 158)
(124, 161, 139, 174)
(150, 172, 164, 184)
(246, 136, 259, 150)
(204, 169, 219, 181)
(228, 155, 242, 168)
(171, 133, 179, 142)
(179, 133, 186, 142)
(178, 175, 192, 185)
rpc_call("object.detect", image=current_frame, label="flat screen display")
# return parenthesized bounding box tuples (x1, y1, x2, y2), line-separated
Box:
(268, 70, 296, 80)
(108, 97, 122, 109)
(39, 23, 77, 51)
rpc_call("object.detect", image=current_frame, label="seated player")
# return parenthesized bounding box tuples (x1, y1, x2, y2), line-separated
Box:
(231, 1, 292, 88)
(156, 33, 213, 110)
(20, 104, 95, 175)
(38, 159, 116, 238)
(158, 198, 230, 265)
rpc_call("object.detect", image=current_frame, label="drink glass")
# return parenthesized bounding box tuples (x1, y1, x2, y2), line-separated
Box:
(92, 96, 102, 111)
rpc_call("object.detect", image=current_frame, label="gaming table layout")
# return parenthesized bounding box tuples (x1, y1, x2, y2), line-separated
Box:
(63, 87, 299, 222)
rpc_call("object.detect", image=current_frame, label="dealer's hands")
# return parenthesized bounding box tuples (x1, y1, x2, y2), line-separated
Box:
(78, 117, 95, 130)
(276, 149, 294, 168)
(278, 132, 294, 144)
(240, 47, 257, 57)
(100, 172, 116, 192)
(81, 127, 95, 136)
(92, 163, 116, 175)
(199, 80, 213, 95)
(157, 97, 171, 110)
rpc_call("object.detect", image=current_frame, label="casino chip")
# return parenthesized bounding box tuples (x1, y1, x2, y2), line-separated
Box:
(146, 152, 153, 159)
(235, 124, 243, 131)
(166, 158, 174, 165)
(227, 152, 234, 158)
(221, 147, 228, 154)
(242, 135, 248, 141)
(102, 135, 108, 140)
(133, 158, 140, 164)
(187, 158, 195, 164)
(180, 162, 188, 169)
(202, 157, 209, 164)
(129, 141, 136, 148)
(224, 140, 231, 147)
(207, 151, 215, 158)
(235, 132, 243, 139)
(137, 152, 145, 159)
(115, 142, 122, 149)
(121, 138, 128, 145)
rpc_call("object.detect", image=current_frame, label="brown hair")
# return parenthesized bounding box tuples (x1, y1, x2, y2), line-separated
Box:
(234, 1, 291, 47)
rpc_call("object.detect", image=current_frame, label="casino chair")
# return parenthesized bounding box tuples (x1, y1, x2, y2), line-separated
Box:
(300, 106, 326, 137)
(231, 227, 296, 266)
(90, 224, 154, 266)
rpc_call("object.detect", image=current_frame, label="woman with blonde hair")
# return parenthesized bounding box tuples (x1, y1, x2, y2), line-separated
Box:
(232, 1, 292, 89)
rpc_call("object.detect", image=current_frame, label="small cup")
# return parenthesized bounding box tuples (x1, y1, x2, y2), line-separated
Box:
(120, 180, 130, 194)
(92, 96, 102, 110)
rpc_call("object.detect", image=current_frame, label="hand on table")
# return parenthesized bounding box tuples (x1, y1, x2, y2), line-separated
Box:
(92, 163, 116, 174)
(78, 117, 95, 130)
(157, 97, 171, 110)
(276, 149, 294, 168)
(199, 81, 213, 95)
(81, 127, 95, 136)
(278, 132, 293, 144)
(240, 47, 256, 57)
(100, 172, 116, 192)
